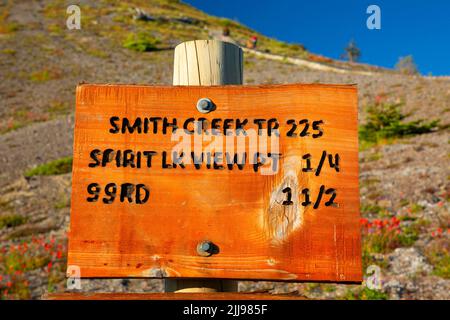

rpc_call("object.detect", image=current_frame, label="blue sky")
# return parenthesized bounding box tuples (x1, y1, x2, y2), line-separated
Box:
(184, 0, 450, 75)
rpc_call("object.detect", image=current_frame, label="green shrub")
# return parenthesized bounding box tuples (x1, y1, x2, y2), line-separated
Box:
(30, 70, 50, 82)
(361, 203, 383, 215)
(361, 217, 422, 254)
(123, 33, 160, 52)
(0, 214, 26, 229)
(24, 157, 72, 177)
(54, 193, 70, 209)
(359, 102, 439, 147)
(362, 249, 388, 270)
(395, 55, 419, 75)
(344, 287, 388, 300)
(432, 253, 450, 279)
(426, 241, 450, 279)
(410, 203, 425, 214)
(396, 224, 420, 247)
(2, 48, 16, 55)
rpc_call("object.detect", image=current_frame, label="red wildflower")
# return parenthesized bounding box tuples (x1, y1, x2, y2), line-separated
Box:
(6, 281, 12, 288)
(47, 262, 52, 272)
(56, 250, 63, 259)
(375, 95, 383, 104)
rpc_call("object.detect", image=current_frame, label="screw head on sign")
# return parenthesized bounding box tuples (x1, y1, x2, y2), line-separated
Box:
(196, 98, 215, 113)
(197, 240, 215, 257)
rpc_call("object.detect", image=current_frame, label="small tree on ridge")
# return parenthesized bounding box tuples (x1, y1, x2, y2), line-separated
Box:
(342, 39, 361, 63)
(395, 55, 419, 75)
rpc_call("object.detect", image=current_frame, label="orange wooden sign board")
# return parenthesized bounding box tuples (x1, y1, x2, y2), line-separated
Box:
(69, 83, 362, 283)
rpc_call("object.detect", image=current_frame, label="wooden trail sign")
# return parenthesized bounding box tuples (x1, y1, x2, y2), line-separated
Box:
(69, 83, 362, 283)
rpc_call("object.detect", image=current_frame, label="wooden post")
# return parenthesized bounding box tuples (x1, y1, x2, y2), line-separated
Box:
(165, 39, 243, 293)
(173, 40, 243, 86)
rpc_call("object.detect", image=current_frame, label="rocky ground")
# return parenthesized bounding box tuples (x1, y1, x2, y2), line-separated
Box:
(0, 0, 449, 299)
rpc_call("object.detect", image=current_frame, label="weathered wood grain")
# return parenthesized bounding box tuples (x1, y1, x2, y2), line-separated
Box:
(69, 83, 361, 283)
(173, 40, 243, 85)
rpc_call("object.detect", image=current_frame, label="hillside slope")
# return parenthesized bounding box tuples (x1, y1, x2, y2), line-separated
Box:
(0, 0, 449, 299)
